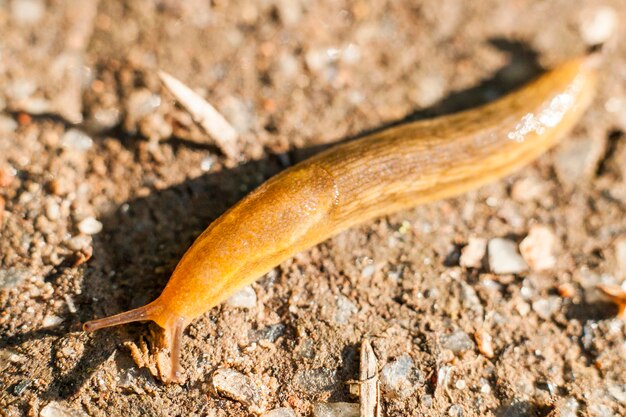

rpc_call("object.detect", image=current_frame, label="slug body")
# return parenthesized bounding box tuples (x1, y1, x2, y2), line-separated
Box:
(84, 56, 598, 381)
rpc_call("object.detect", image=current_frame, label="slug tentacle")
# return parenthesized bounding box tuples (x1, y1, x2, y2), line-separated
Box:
(82, 302, 160, 332)
(166, 316, 186, 383)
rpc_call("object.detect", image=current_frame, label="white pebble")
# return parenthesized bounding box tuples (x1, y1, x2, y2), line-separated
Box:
(66, 235, 92, 251)
(42, 315, 64, 328)
(200, 156, 215, 172)
(488, 238, 528, 274)
(334, 295, 357, 324)
(580, 6, 617, 45)
(360, 264, 375, 278)
(605, 96, 626, 131)
(78, 217, 102, 235)
(555, 137, 599, 186)
(225, 285, 257, 309)
(40, 401, 87, 417)
(448, 404, 463, 417)
(511, 177, 547, 202)
(411, 73, 447, 107)
(61, 129, 93, 151)
(0, 114, 18, 133)
(519, 225, 557, 271)
(460, 237, 486, 268)
(11, 0, 45, 25)
(312, 402, 359, 417)
(531, 297, 561, 320)
(45, 199, 61, 221)
(480, 379, 491, 394)
(212, 368, 263, 410)
(557, 397, 579, 417)
(440, 330, 475, 353)
(380, 354, 416, 399)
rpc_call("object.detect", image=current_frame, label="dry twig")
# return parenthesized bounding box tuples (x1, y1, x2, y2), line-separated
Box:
(359, 339, 380, 417)
(159, 71, 239, 158)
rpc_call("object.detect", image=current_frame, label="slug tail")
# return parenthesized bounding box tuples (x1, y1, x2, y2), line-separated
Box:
(83, 303, 158, 332)
(165, 316, 186, 383)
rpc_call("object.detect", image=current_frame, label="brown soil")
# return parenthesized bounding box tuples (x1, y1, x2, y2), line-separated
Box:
(1, 1, 626, 416)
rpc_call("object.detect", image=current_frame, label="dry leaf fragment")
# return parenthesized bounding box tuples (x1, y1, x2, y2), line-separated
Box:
(597, 284, 626, 318)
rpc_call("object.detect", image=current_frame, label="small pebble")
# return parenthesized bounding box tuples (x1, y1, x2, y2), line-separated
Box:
(361, 264, 375, 278)
(262, 407, 296, 417)
(200, 156, 215, 172)
(335, 295, 357, 324)
(212, 368, 263, 411)
(91, 108, 121, 131)
(0, 268, 30, 289)
(554, 137, 600, 186)
(12, 379, 32, 395)
(42, 315, 64, 328)
(448, 404, 463, 417)
(532, 297, 561, 320)
(61, 129, 93, 151)
(126, 89, 161, 124)
(78, 217, 103, 235)
(511, 177, 546, 202)
(440, 330, 475, 353)
(519, 225, 557, 271)
(488, 238, 528, 275)
(312, 402, 359, 417)
(605, 96, 626, 131)
(579, 6, 617, 45)
(474, 329, 494, 358)
(249, 324, 286, 343)
(66, 235, 92, 254)
(556, 397, 579, 417)
(411, 73, 447, 107)
(499, 400, 536, 417)
(380, 354, 417, 398)
(460, 237, 486, 268)
(225, 285, 257, 309)
(0, 114, 18, 133)
(11, 0, 45, 25)
(40, 401, 88, 417)
(45, 199, 61, 221)
(480, 379, 491, 394)
(294, 368, 335, 394)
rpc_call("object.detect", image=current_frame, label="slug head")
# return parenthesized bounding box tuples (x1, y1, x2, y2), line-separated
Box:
(83, 300, 186, 383)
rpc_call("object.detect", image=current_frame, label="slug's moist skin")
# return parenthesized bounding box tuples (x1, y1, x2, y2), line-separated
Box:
(84, 56, 599, 382)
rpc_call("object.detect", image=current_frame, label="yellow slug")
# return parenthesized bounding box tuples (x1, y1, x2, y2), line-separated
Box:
(84, 55, 599, 382)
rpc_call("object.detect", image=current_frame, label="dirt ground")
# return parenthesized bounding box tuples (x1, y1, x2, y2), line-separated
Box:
(1, 0, 626, 416)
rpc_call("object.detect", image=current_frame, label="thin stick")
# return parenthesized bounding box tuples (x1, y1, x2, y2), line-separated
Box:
(159, 70, 239, 159)
(359, 339, 380, 417)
